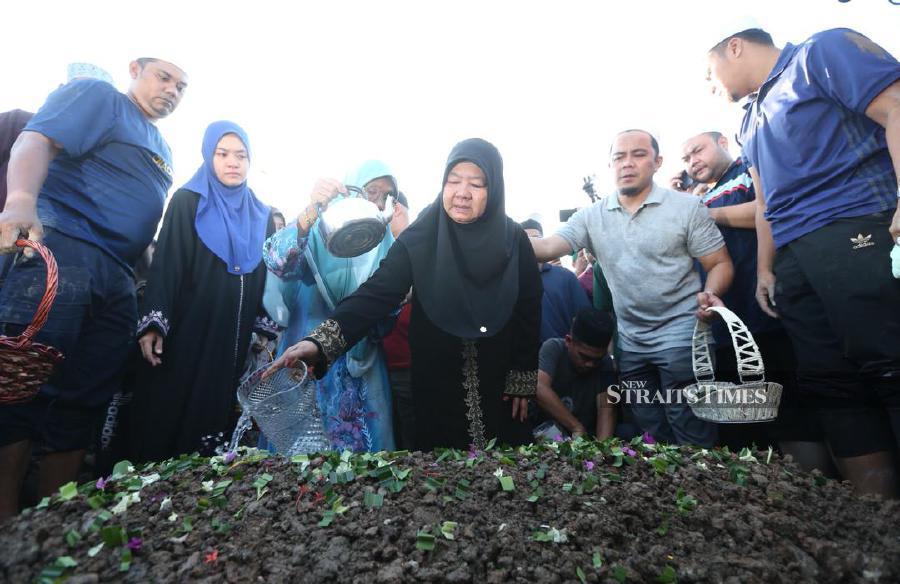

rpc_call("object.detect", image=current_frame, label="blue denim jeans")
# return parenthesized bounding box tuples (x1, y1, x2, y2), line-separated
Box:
(0, 229, 135, 450)
(618, 346, 718, 448)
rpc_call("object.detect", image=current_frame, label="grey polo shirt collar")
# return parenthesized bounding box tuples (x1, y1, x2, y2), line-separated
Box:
(606, 183, 665, 212)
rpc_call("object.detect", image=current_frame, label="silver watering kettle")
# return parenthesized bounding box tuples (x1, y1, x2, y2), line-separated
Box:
(317, 186, 395, 258)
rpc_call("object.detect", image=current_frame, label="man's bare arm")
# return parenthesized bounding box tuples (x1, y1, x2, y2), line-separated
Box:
(530, 234, 573, 263)
(696, 246, 733, 298)
(535, 370, 586, 436)
(595, 392, 616, 440)
(865, 80, 900, 241)
(708, 201, 756, 229)
(0, 131, 60, 251)
(749, 166, 779, 318)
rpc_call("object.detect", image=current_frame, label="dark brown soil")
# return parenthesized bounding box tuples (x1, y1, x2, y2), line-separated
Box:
(2, 440, 898, 583)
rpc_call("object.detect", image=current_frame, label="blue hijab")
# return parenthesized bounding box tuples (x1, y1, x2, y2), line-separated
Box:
(183, 120, 270, 275)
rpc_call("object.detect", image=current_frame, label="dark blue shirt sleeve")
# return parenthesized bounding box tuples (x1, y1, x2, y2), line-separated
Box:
(24, 79, 119, 157)
(806, 29, 900, 114)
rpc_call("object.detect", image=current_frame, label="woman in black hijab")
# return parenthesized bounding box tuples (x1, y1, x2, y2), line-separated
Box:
(267, 138, 542, 450)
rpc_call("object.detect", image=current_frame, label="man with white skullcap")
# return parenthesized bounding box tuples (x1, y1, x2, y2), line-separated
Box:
(0, 54, 189, 519)
(706, 20, 900, 498)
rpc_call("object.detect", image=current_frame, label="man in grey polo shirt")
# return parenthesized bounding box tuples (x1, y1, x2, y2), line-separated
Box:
(532, 129, 733, 446)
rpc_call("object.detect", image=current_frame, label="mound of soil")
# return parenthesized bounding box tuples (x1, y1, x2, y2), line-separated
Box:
(2, 439, 898, 583)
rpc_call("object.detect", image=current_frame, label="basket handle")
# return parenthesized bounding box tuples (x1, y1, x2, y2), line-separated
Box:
(8, 239, 58, 350)
(692, 306, 766, 384)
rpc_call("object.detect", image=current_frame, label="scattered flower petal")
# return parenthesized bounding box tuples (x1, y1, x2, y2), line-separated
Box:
(127, 537, 142, 551)
(223, 450, 237, 464)
(623, 446, 637, 458)
(204, 550, 219, 564)
(552, 434, 564, 442)
(95, 477, 108, 491)
(584, 460, 595, 471)
(642, 432, 656, 445)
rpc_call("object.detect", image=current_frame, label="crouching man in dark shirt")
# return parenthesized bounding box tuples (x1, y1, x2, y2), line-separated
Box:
(531, 308, 617, 440)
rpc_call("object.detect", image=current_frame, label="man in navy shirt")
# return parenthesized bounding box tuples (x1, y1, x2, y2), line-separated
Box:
(681, 131, 832, 471)
(0, 57, 188, 519)
(521, 219, 591, 343)
(707, 26, 900, 497)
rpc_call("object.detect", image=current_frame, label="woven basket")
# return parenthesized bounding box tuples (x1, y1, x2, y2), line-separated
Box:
(684, 306, 782, 423)
(0, 239, 64, 405)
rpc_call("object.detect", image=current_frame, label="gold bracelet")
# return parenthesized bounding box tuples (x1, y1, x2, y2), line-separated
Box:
(300, 207, 315, 230)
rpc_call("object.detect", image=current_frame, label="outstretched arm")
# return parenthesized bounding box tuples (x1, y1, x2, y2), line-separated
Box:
(531, 234, 574, 263)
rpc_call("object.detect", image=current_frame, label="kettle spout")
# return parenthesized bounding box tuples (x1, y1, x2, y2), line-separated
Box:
(378, 195, 396, 225)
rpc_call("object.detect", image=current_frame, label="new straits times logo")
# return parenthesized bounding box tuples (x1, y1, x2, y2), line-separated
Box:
(607, 380, 769, 407)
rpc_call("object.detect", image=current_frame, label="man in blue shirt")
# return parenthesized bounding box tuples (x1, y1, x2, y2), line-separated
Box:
(0, 56, 188, 519)
(681, 131, 831, 470)
(521, 219, 591, 343)
(707, 26, 900, 497)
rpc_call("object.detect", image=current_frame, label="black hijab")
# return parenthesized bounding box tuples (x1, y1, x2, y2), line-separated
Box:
(399, 138, 521, 339)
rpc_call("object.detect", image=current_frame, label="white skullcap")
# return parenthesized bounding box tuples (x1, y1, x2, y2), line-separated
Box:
(130, 52, 192, 77)
(67, 62, 114, 84)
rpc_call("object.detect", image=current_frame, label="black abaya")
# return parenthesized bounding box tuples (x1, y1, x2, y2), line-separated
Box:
(129, 189, 275, 461)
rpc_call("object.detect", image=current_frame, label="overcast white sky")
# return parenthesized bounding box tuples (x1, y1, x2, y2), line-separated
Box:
(2, 0, 898, 232)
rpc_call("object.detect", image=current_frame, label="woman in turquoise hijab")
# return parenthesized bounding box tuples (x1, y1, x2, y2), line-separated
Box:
(262, 161, 399, 452)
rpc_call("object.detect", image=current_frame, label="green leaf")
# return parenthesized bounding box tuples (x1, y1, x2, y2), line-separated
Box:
(612, 565, 628, 583)
(65, 529, 81, 547)
(58, 482, 79, 501)
(484, 437, 497, 451)
(592, 551, 603, 568)
(423, 477, 445, 491)
(101, 525, 126, 547)
(119, 548, 133, 572)
(318, 510, 335, 527)
(212, 479, 233, 497)
(57, 556, 78, 568)
(576, 566, 586, 583)
(415, 529, 436, 551)
(440, 521, 457, 540)
(87, 542, 104, 557)
(87, 494, 106, 509)
(498, 476, 515, 491)
(656, 565, 677, 583)
(36, 497, 50, 509)
(531, 530, 552, 542)
(331, 496, 349, 514)
(181, 517, 194, 533)
(111, 460, 133, 479)
(364, 492, 384, 508)
(656, 517, 670, 536)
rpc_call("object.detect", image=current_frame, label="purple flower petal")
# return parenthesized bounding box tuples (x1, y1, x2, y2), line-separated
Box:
(552, 434, 564, 442)
(127, 537, 143, 551)
(583, 460, 595, 471)
(95, 477, 108, 491)
(622, 446, 637, 457)
(642, 432, 656, 445)
(223, 450, 237, 464)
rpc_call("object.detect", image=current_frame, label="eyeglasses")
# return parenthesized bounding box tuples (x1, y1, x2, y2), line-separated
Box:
(347, 185, 396, 206)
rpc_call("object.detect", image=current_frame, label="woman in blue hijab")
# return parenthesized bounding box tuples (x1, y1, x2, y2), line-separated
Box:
(262, 161, 400, 452)
(130, 121, 277, 462)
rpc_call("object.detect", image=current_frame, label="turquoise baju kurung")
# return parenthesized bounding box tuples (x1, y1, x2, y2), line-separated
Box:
(262, 161, 396, 452)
